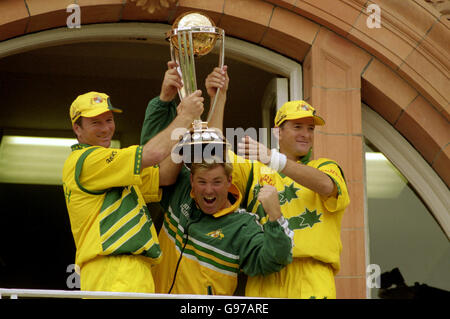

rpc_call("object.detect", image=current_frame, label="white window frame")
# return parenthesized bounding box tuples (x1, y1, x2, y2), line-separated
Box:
(362, 104, 450, 298)
(362, 104, 449, 237)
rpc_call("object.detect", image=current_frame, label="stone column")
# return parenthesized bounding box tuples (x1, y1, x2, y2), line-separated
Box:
(304, 28, 372, 298)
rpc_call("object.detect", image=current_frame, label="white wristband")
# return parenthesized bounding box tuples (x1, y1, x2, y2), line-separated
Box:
(268, 149, 287, 172)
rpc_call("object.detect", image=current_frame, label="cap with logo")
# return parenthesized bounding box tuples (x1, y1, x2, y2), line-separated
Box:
(274, 100, 325, 127)
(70, 92, 123, 125)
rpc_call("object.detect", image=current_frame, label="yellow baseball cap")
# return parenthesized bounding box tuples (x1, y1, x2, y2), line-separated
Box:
(70, 92, 122, 125)
(274, 100, 325, 127)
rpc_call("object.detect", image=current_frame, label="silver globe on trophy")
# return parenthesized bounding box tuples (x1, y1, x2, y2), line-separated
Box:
(168, 12, 229, 167)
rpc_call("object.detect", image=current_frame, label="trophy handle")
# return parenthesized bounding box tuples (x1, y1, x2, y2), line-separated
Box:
(207, 29, 225, 123)
(169, 40, 185, 101)
(170, 30, 198, 104)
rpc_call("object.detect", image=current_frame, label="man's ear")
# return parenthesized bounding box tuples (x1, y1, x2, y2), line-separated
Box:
(190, 174, 194, 187)
(72, 124, 81, 139)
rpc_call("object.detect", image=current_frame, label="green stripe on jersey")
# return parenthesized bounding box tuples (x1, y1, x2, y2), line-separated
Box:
(107, 218, 154, 255)
(317, 160, 347, 182)
(163, 211, 240, 274)
(75, 147, 107, 195)
(100, 187, 139, 235)
(99, 186, 160, 258)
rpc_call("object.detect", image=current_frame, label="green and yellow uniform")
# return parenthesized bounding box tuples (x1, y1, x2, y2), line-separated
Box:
(230, 153, 350, 298)
(151, 167, 293, 295)
(141, 97, 293, 295)
(62, 143, 162, 293)
(140, 96, 349, 298)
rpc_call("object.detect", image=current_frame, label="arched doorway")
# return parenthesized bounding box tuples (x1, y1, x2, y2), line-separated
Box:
(0, 22, 302, 290)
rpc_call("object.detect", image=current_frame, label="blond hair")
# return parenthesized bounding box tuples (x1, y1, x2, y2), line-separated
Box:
(190, 157, 233, 178)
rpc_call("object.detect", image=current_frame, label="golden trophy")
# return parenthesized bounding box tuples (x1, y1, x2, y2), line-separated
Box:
(168, 12, 229, 166)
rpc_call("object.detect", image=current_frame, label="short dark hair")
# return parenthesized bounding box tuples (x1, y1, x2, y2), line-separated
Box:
(73, 117, 83, 139)
(74, 116, 83, 128)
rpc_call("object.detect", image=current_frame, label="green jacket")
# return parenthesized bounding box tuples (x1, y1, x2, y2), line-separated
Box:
(140, 97, 293, 295)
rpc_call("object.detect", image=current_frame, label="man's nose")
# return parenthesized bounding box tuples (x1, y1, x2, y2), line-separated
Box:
(299, 127, 309, 137)
(204, 184, 214, 194)
(99, 122, 111, 132)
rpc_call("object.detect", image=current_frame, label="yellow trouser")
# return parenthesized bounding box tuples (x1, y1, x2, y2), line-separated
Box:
(80, 255, 155, 293)
(245, 257, 336, 299)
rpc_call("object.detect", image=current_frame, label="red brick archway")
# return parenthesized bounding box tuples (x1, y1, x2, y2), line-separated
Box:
(1, 0, 448, 298)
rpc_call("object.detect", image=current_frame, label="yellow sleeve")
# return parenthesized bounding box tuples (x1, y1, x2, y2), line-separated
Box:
(138, 166, 162, 203)
(315, 158, 350, 212)
(77, 145, 145, 193)
(228, 149, 253, 197)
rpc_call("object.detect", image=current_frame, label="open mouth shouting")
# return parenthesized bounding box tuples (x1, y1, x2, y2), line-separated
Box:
(204, 196, 216, 205)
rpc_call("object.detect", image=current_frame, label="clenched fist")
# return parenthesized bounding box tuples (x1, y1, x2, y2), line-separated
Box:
(177, 90, 204, 121)
(257, 185, 282, 222)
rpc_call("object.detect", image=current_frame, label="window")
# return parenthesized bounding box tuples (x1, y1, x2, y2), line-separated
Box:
(363, 105, 450, 298)
(0, 135, 120, 185)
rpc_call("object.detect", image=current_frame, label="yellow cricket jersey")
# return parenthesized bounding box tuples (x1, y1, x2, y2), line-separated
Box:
(230, 152, 350, 298)
(62, 143, 162, 292)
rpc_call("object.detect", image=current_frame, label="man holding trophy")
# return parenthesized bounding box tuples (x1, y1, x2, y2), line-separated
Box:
(140, 12, 294, 295)
(142, 11, 350, 299)
(62, 89, 203, 293)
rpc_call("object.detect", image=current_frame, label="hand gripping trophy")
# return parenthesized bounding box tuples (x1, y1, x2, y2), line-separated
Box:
(168, 12, 229, 167)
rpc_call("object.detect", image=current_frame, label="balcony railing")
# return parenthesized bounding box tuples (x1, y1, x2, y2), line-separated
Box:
(0, 288, 253, 299)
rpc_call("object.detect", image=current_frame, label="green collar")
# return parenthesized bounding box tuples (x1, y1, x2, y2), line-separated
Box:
(71, 143, 93, 151)
(300, 148, 312, 165)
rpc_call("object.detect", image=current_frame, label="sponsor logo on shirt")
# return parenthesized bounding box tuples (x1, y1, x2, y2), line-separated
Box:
(180, 203, 190, 219)
(206, 229, 224, 239)
(106, 151, 117, 164)
(322, 168, 343, 184)
(259, 174, 275, 186)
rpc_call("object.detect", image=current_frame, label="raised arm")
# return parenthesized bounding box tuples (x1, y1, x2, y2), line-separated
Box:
(280, 156, 337, 197)
(238, 136, 337, 197)
(141, 90, 203, 169)
(159, 60, 183, 102)
(140, 61, 193, 186)
(204, 66, 229, 132)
